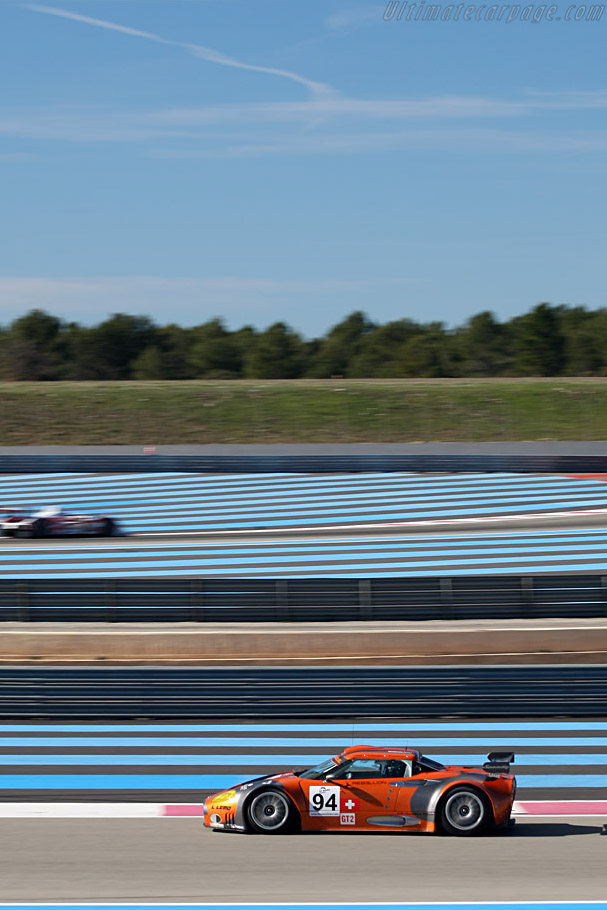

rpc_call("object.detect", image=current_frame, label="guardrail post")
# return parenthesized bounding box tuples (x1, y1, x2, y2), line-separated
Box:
(18, 581, 30, 622)
(521, 576, 534, 616)
(276, 580, 289, 621)
(601, 577, 607, 616)
(191, 579, 205, 622)
(358, 579, 372, 620)
(439, 577, 454, 619)
(105, 580, 117, 622)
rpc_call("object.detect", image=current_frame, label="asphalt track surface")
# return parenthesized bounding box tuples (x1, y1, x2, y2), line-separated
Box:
(0, 817, 604, 902)
(4, 472, 607, 576)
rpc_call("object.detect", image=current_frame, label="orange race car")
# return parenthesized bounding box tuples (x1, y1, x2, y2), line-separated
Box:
(203, 744, 516, 837)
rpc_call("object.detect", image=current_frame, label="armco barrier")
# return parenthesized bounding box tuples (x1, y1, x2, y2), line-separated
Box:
(0, 665, 605, 717)
(1, 575, 607, 622)
(2, 453, 607, 472)
(1, 442, 607, 473)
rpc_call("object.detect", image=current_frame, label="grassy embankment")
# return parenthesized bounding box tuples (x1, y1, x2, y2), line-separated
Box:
(1, 379, 607, 444)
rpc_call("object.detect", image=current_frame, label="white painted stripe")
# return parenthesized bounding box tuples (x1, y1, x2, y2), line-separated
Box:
(0, 801, 603, 818)
(0, 904, 605, 908)
(0, 802, 163, 818)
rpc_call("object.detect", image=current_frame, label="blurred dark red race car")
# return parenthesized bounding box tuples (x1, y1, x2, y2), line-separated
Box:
(1, 506, 120, 539)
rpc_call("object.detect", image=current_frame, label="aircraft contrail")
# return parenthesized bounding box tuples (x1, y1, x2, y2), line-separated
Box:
(26, 4, 334, 98)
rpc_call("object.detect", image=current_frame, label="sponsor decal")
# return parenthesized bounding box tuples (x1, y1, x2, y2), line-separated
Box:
(309, 785, 340, 816)
(340, 813, 356, 825)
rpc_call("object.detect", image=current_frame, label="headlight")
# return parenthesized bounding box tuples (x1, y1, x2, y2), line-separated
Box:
(208, 789, 236, 803)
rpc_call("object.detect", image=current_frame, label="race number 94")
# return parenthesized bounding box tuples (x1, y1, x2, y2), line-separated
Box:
(309, 785, 340, 815)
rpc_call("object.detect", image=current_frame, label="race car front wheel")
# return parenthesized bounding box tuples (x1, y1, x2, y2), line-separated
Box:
(438, 787, 491, 836)
(246, 789, 294, 834)
(16, 519, 46, 539)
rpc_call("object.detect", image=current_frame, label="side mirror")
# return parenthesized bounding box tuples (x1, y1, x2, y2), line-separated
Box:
(323, 768, 348, 782)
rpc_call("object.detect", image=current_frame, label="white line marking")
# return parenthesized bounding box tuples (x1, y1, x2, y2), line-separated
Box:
(0, 801, 603, 819)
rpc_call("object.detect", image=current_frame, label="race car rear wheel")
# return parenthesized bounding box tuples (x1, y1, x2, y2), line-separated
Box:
(32, 519, 48, 539)
(101, 519, 116, 537)
(438, 787, 491, 836)
(246, 789, 294, 834)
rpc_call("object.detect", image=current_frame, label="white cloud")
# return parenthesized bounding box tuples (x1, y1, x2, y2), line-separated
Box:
(3, 83, 607, 154)
(142, 129, 607, 159)
(9, 91, 607, 132)
(3, 93, 607, 156)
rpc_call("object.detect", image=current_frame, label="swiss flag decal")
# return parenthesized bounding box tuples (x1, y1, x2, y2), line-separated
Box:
(341, 794, 360, 812)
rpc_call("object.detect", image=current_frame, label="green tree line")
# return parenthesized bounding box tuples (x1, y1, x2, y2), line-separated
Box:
(2, 303, 607, 380)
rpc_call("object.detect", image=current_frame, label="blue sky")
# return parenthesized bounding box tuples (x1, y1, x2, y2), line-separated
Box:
(1, 0, 606, 335)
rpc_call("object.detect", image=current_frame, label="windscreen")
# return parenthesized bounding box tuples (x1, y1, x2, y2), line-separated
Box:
(298, 757, 338, 779)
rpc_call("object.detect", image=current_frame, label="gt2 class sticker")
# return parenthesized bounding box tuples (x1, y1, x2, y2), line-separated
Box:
(309, 785, 340, 815)
(340, 813, 356, 825)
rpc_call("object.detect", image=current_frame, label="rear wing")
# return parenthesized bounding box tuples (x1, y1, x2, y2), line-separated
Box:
(483, 751, 515, 775)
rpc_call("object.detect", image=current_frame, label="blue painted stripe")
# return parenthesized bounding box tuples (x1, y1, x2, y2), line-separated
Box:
(10, 490, 607, 513)
(0, 721, 605, 732)
(0, 772, 603, 789)
(13, 477, 607, 503)
(1, 736, 606, 747)
(5, 472, 605, 492)
(11, 481, 607, 511)
(104, 505, 607, 527)
(0, 754, 322, 766)
(9, 556, 607, 578)
(10, 500, 599, 531)
(60, 495, 607, 521)
(4, 477, 607, 518)
(0, 471, 327, 491)
(6, 536, 607, 564)
(6, 539, 607, 568)
(0, 754, 316, 767)
(3, 545, 607, 568)
(36, 481, 516, 503)
(0, 773, 236, 788)
(0, 470, 585, 491)
(0, 753, 605, 767)
(10, 528, 607, 558)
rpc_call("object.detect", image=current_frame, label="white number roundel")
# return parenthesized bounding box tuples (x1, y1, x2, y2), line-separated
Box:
(309, 785, 340, 815)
